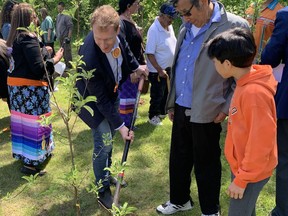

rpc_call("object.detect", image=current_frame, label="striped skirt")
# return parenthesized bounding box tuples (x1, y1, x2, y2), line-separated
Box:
(8, 77, 54, 167)
(119, 77, 138, 127)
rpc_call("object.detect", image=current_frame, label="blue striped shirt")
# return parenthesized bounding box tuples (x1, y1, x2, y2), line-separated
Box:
(175, 2, 221, 108)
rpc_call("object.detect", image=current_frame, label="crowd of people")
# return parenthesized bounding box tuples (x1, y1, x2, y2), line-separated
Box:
(0, 0, 287, 215)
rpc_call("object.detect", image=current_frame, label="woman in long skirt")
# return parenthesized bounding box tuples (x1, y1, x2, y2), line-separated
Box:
(6, 3, 63, 175)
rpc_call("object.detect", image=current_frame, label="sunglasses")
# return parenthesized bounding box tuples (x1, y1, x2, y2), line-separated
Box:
(178, 4, 194, 17)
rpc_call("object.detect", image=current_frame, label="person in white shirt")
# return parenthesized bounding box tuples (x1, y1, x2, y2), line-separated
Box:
(145, 3, 177, 126)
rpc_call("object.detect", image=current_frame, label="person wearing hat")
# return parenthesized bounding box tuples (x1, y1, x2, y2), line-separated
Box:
(145, 3, 177, 126)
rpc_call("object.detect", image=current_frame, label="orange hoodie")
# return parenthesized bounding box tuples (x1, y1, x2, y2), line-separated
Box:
(224, 65, 278, 188)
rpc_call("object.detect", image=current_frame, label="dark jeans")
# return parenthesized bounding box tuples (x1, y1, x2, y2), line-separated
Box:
(148, 69, 169, 119)
(59, 37, 72, 68)
(271, 119, 288, 216)
(91, 98, 119, 192)
(92, 119, 115, 192)
(169, 104, 222, 215)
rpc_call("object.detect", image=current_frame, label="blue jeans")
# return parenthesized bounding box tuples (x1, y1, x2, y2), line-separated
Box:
(92, 119, 115, 192)
(228, 175, 269, 216)
(271, 119, 288, 216)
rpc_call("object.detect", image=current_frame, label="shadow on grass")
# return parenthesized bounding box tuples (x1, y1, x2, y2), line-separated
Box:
(0, 160, 25, 199)
(72, 129, 93, 151)
(0, 116, 10, 131)
(132, 121, 159, 139)
(0, 116, 10, 146)
(70, 129, 93, 165)
(35, 188, 110, 216)
(0, 115, 24, 199)
(51, 126, 93, 166)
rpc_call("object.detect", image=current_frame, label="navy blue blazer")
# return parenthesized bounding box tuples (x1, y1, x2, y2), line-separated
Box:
(76, 31, 139, 129)
(261, 6, 288, 119)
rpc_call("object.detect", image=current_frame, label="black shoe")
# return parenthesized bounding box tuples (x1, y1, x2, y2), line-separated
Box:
(97, 188, 113, 210)
(20, 166, 47, 176)
(109, 176, 128, 188)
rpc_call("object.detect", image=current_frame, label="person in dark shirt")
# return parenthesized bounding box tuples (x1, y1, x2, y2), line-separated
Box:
(118, 0, 146, 128)
(76, 5, 148, 210)
(261, 6, 288, 216)
(56, 2, 73, 69)
(0, 38, 9, 107)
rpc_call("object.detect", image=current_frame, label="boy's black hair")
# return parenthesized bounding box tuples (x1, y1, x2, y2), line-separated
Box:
(207, 27, 256, 68)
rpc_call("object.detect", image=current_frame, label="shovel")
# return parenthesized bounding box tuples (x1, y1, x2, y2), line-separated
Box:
(113, 76, 145, 206)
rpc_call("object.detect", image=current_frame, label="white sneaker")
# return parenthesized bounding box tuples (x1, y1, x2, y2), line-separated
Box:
(201, 211, 220, 216)
(148, 116, 163, 126)
(156, 200, 193, 215)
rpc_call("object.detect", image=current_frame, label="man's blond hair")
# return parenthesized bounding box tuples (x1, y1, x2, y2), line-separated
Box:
(90, 5, 120, 31)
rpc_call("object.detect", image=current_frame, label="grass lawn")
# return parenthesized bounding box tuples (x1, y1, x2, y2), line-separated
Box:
(0, 85, 276, 216)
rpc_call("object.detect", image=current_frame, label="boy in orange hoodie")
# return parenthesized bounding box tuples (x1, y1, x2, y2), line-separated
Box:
(207, 27, 278, 216)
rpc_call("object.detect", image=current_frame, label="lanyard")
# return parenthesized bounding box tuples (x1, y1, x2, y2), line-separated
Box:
(112, 47, 121, 93)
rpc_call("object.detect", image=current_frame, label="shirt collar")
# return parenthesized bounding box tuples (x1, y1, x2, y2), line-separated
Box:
(112, 37, 120, 51)
(210, 2, 221, 24)
(155, 17, 168, 32)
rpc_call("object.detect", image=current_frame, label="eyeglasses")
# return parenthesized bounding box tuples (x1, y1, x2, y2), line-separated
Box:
(179, 4, 193, 17)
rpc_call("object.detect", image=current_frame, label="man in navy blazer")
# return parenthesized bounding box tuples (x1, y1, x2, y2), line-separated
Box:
(261, 6, 288, 216)
(76, 5, 148, 209)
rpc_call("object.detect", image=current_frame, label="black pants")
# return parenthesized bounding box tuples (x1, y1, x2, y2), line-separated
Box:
(271, 119, 288, 216)
(148, 69, 170, 119)
(169, 104, 222, 215)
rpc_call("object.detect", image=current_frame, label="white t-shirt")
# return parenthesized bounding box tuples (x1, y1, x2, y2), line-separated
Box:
(145, 17, 177, 73)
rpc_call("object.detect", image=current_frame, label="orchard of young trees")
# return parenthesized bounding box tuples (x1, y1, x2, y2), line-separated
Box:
(1, 0, 287, 40)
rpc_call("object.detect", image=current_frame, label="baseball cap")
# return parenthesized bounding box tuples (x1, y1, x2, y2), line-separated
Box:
(160, 3, 177, 19)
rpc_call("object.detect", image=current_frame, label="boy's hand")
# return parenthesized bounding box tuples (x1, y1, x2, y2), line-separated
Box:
(227, 182, 245, 199)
